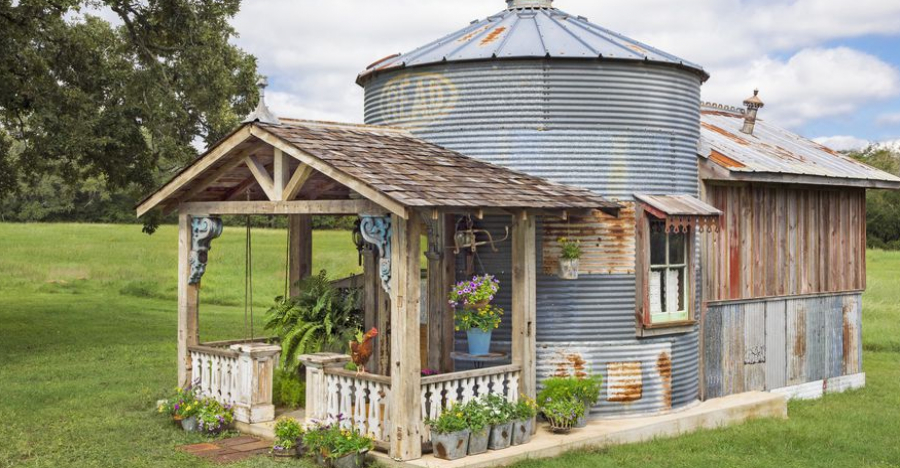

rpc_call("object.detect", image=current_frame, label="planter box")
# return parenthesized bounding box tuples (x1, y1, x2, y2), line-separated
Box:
(511, 418, 534, 445)
(332, 452, 367, 468)
(488, 422, 513, 450)
(432, 429, 470, 461)
(468, 427, 489, 455)
(559, 258, 579, 280)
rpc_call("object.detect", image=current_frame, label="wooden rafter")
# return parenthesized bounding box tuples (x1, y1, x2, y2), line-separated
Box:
(283, 165, 315, 201)
(162, 147, 260, 214)
(244, 155, 277, 200)
(179, 200, 384, 216)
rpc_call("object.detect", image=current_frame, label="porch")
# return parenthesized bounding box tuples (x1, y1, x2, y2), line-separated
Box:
(137, 115, 621, 461)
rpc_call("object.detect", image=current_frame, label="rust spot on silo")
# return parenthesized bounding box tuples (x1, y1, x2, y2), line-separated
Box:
(480, 27, 508, 46)
(606, 362, 643, 403)
(553, 352, 588, 378)
(657, 352, 673, 409)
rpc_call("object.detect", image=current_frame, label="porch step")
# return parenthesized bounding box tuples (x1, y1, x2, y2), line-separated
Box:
(373, 391, 787, 468)
(234, 408, 306, 441)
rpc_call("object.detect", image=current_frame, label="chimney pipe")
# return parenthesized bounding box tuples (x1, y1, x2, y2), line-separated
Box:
(243, 76, 281, 125)
(740, 89, 764, 135)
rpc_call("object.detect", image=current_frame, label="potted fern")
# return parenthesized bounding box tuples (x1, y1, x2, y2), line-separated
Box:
(557, 237, 581, 280)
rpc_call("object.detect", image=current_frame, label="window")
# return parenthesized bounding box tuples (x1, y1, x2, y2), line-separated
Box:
(648, 220, 689, 323)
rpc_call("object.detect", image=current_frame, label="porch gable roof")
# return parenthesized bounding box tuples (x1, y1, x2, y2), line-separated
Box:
(136, 119, 620, 217)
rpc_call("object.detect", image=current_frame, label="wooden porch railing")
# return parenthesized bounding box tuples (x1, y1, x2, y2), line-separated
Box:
(300, 353, 521, 446)
(189, 341, 281, 424)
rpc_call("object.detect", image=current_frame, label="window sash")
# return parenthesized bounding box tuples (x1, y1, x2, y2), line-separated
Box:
(647, 221, 690, 323)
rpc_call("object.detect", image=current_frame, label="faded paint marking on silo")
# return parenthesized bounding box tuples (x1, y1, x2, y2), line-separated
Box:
(379, 73, 458, 127)
(606, 362, 643, 403)
(657, 351, 673, 409)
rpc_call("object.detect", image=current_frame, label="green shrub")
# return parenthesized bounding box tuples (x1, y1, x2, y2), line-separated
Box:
(274, 417, 304, 450)
(537, 375, 602, 407)
(427, 404, 469, 435)
(273, 370, 306, 409)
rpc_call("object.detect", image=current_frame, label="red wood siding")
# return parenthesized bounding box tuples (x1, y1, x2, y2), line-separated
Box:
(702, 184, 866, 302)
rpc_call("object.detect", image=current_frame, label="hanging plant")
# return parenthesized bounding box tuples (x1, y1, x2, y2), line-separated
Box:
(449, 275, 503, 356)
(557, 237, 581, 280)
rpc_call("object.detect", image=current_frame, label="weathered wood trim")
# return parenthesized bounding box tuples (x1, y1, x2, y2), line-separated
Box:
(164, 147, 259, 214)
(388, 213, 422, 461)
(699, 157, 900, 189)
(420, 364, 523, 386)
(244, 155, 276, 200)
(273, 148, 291, 201)
(179, 200, 384, 216)
(324, 367, 392, 386)
(187, 344, 241, 359)
(511, 211, 537, 399)
(283, 165, 315, 201)
(137, 126, 253, 217)
(705, 290, 865, 307)
(200, 337, 278, 347)
(250, 126, 408, 219)
(177, 213, 200, 387)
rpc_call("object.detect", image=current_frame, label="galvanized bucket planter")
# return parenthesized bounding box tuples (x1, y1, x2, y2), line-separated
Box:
(466, 329, 492, 355)
(180, 416, 198, 432)
(332, 451, 368, 468)
(488, 422, 513, 450)
(468, 427, 490, 455)
(558, 259, 579, 280)
(432, 429, 470, 461)
(511, 418, 534, 445)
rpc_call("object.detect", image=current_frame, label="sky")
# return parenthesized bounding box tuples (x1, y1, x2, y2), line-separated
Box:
(148, 1, 900, 151)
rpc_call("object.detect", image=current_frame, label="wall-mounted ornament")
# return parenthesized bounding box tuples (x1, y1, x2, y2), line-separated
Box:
(359, 215, 392, 294)
(189, 217, 224, 285)
(452, 216, 509, 255)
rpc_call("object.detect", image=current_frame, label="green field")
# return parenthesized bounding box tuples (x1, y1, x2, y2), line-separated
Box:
(1, 223, 899, 468)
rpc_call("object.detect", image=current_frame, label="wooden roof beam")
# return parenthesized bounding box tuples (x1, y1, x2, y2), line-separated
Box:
(244, 155, 277, 200)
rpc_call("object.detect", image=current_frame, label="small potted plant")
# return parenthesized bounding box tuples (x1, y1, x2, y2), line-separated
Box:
(541, 396, 585, 434)
(157, 386, 198, 429)
(177, 399, 201, 432)
(537, 375, 602, 428)
(273, 417, 305, 458)
(557, 237, 582, 280)
(449, 275, 504, 356)
(196, 399, 234, 435)
(328, 428, 373, 468)
(427, 405, 470, 461)
(511, 397, 538, 445)
(301, 420, 334, 466)
(463, 399, 490, 455)
(483, 394, 514, 451)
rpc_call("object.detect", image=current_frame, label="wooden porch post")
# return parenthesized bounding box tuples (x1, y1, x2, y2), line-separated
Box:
(288, 214, 313, 296)
(426, 214, 455, 373)
(389, 213, 422, 461)
(177, 213, 200, 387)
(511, 211, 537, 400)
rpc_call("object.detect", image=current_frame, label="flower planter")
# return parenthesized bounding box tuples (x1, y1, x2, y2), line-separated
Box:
(432, 429, 470, 461)
(272, 447, 297, 459)
(467, 427, 489, 455)
(315, 452, 331, 467)
(466, 329, 492, 355)
(548, 421, 574, 434)
(332, 451, 368, 468)
(559, 258, 579, 280)
(511, 418, 534, 445)
(488, 422, 512, 450)
(180, 416, 198, 432)
(464, 300, 490, 311)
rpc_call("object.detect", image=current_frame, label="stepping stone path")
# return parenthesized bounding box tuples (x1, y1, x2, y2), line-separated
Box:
(179, 435, 271, 463)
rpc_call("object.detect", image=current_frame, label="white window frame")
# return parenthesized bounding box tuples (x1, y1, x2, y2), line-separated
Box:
(649, 220, 689, 324)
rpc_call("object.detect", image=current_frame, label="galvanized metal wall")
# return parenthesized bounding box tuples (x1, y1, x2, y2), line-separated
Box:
(703, 293, 863, 399)
(363, 60, 703, 200)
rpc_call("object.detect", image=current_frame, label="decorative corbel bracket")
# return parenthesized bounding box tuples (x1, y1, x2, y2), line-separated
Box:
(189, 217, 224, 285)
(359, 215, 392, 294)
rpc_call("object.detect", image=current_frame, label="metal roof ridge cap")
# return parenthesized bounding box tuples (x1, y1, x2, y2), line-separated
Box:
(541, 8, 601, 56)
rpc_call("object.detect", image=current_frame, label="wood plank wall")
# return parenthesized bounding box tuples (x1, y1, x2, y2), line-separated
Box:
(702, 184, 866, 302)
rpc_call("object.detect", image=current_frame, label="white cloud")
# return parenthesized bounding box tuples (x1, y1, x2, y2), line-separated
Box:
(813, 135, 871, 151)
(876, 112, 900, 127)
(230, 0, 900, 127)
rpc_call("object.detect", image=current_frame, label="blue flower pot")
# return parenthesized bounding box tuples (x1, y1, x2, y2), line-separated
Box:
(467, 329, 492, 355)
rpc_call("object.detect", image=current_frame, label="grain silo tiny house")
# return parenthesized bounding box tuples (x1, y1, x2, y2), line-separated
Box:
(357, 0, 900, 416)
(137, 0, 900, 462)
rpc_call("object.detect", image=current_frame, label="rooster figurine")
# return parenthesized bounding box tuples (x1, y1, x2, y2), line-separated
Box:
(349, 328, 378, 375)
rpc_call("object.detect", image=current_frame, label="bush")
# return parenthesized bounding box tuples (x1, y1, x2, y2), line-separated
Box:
(537, 375, 602, 407)
(274, 417, 304, 450)
(273, 370, 306, 409)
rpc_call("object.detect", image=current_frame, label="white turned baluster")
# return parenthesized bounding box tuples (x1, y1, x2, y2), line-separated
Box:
(190, 352, 200, 389)
(461, 378, 475, 403)
(326, 375, 339, 421)
(354, 381, 366, 433)
(340, 377, 353, 429)
(491, 374, 504, 397)
(508, 372, 520, 402)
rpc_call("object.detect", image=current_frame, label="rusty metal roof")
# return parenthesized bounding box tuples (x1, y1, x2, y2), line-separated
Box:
(634, 194, 722, 217)
(357, 2, 708, 85)
(700, 110, 900, 189)
(261, 120, 619, 212)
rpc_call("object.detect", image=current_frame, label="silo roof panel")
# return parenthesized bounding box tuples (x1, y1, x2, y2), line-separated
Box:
(358, 6, 708, 84)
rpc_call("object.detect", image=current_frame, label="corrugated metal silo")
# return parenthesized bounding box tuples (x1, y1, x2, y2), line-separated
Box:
(359, 0, 708, 418)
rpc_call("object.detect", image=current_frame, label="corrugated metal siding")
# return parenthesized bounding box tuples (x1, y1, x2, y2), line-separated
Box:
(364, 60, 702, 200)
(703, 293, 862, 399)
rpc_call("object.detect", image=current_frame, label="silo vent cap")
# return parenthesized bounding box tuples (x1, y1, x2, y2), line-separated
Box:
(507, 0, 553, 8)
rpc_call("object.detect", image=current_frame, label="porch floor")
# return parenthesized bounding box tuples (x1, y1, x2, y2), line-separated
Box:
(374, 391, 786, 468)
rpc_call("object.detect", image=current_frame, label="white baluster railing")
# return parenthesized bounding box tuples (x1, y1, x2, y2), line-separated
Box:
(191, 346, 241, 405)
(322, 369, 393, 443)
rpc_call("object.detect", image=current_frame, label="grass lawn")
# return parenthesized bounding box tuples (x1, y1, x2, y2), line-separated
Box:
(1, 223, 899, 467)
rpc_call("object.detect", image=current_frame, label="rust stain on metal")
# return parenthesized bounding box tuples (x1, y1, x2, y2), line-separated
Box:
(606, 362, 643, 403)
(543, 203, 636, 275)
(701, 122, 750, 146)
(626, 43, 647, 54)
(458, 25, 492, 43)
(552, 352, 588, 378)
(656, 352, 673, 409)
(480, 27, 508, 46)
(710, 150, 746, 169)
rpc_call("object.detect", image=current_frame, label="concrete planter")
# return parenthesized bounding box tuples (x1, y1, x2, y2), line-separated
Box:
(511, 418, 534, 445)
(559, 258, 579, 280)
(468, 427, 490, 455)
(488, 422, 513, 450)
(432, 429, 470, 461)
(332, 451, 368, 468)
